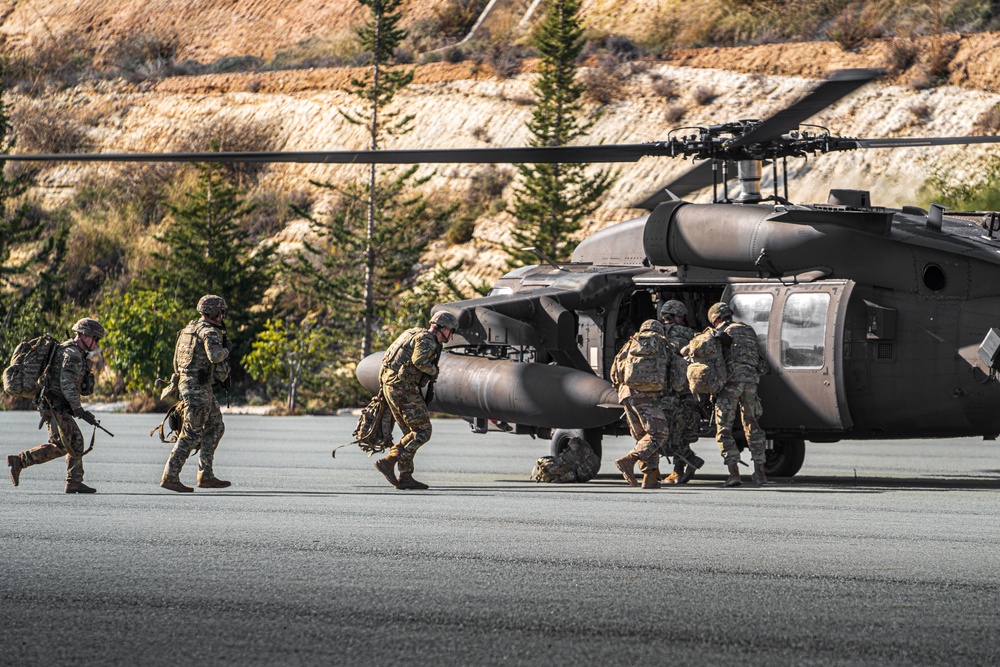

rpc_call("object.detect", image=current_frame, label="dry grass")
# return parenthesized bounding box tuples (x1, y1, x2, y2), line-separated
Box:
(172, 116, 280, 186)
(582, 65, 626, 105)
(650, 74, 679, 99)
(827, 5, 886, 50)
(974, 105, 1000, 134)
(909, 103, 933, 123)
(693, 85, 718, 106)
(270, 30, 365, 69)
(664, 104, 687, 124)
(11, 101, 93, 154)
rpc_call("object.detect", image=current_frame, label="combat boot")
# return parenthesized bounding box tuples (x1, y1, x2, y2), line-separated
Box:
(641, 469, 661, 489)
(664, 461, 684, 484)
(751, 462, 768, 487)
(65, 481, 97, 494)
(374, 454, 400, 488)
(677, 455, 705, 485)
(7, 455, 23, 487)
(724, 462, 742, 487)
(160, 479, 194, 493)
(197, 474, 232, 489)
(397, 472, 429, 490)
(614, 453, 641, 487)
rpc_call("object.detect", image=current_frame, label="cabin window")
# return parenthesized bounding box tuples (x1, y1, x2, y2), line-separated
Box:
(781, 293, 829, 369)
(730, 293, 773, 349)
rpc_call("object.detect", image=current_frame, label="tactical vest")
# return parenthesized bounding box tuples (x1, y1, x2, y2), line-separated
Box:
(174, 320, 222, 383)
(380, 328, 441, 387)
(720, 321, 763, 371)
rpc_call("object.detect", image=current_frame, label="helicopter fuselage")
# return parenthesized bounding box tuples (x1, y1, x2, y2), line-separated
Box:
(356, 193, 1000, 474)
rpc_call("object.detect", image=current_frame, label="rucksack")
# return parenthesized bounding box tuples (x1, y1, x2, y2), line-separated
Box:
(530, 437, 600, 483)
(149, 401, 185, 444)
(352, 390, 396, 455)
(683, 330, 727, 395)
(622, 325, 669, 392)
(2, 334, 59, 399)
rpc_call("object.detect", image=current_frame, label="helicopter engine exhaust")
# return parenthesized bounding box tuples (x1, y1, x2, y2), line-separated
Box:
(356, 352, 622, 429)
(643, 201, 893, 278)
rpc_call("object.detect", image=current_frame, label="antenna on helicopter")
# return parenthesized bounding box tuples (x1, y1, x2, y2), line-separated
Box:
(522, 247, 567, 271)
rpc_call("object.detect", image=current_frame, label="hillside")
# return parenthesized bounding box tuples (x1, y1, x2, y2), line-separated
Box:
(10, 29, 1000, 287)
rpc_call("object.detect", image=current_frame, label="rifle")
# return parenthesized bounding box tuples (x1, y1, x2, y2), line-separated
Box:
(76, 408, 115, 437)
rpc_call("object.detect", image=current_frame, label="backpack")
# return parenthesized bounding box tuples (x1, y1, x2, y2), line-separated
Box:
(530, 437, 600, 483)
(622, 324, 669, 392)
(352, 390, 396, 455)
(2, 334, 59, 399)
(149, 401, 185, 444)
(683, 330, 727, 395)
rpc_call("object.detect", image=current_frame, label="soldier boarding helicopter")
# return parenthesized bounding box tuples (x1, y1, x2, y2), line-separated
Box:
(11, 68, 1000, 478)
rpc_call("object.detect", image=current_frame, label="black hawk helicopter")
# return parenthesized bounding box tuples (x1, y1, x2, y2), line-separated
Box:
(11, 68, 1000, 477)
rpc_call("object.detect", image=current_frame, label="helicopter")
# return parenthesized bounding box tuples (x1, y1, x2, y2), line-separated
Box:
(10, 68, 1000, 478)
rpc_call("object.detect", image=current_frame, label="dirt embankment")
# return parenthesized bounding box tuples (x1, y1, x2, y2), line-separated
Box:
(145, 32, 1000, 97)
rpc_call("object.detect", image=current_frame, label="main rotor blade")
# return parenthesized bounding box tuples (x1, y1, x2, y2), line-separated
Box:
(633, 160, 737, 209)
(851, 135, 1000, 149)
(732, 68, 882, 147)
(3, 144, 664, 165)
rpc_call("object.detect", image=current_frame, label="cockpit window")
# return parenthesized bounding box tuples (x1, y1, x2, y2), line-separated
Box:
(731, 293, 773, 349)
(781, 293, 829, 369)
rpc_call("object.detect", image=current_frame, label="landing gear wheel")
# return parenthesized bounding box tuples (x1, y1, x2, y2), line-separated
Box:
(550, 428, 603, 462)
(765, 438, 805, 477)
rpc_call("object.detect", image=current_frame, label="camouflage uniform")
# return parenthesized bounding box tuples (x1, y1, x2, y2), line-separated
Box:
(712, 320, 767, 465)
(161, 318, 230, 484)
(662, 322, 699, 462)
(12, 340, 94, 483)
(379, 327, 443, 475)
(611, 320, 671, 480)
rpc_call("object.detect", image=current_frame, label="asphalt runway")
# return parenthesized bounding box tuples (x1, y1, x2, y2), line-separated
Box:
(2, 411, 999, 666)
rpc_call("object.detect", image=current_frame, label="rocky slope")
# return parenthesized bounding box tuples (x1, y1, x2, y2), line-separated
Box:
(8, 24, 1000, 286)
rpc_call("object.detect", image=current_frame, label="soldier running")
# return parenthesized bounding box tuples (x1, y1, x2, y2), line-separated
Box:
(7, 318, 106, 494)
(374, 310, 459, 490)
(160, 295, 233, 493)
(706, 301, 769, 487)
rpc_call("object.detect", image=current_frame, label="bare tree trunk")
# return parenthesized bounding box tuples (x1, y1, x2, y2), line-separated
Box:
(362, 10, 383, 361)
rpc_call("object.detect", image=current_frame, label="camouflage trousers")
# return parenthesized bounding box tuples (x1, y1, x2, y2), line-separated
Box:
(657, 393, 702, 466)
(623, 392, 670, 468)
(713, 381, 767, 465)
(14, 407, 85, 483)
(384, 383, 431, 475)
(162, 383, 225, 482)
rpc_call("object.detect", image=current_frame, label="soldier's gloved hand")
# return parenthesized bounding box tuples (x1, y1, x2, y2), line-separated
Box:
(72, 407, 96, 424)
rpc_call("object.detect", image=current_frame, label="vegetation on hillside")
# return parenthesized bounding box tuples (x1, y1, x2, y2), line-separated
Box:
(4, 0, 1000, 412)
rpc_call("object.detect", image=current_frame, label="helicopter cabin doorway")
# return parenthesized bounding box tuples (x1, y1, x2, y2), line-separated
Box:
(723, 281, 854, 434)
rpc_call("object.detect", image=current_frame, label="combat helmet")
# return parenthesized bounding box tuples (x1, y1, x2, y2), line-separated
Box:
(708, 302, 733, 325)
(429, 310, 459, 331)
(72, 317, 106, 339)
(658, 299, 687, 320)
(197, 295, 228, 319)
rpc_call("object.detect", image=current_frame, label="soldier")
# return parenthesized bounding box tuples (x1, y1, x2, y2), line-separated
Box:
(612, 319, 671, 489)
(160, 295, 232, 493)
(706, 301, 769, 487)
(655, 299, 705, 484)
(374, 310, 459, 490)
(6, 318, 106, 493)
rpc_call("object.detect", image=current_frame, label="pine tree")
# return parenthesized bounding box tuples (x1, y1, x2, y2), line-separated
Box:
(144, 161, 275, 376)
(293, 0, 449, 360)
(507, 0, 615, 268)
